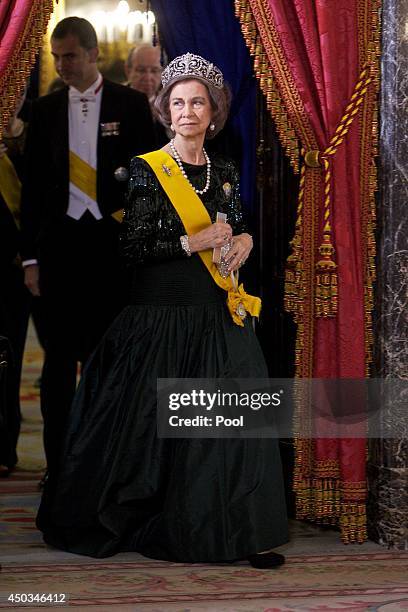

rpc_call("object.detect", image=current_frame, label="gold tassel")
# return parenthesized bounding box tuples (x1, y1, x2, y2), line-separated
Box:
(340, 502, 367, 544)
(293, 476, 367, 543)
(315, 234, 338, 317)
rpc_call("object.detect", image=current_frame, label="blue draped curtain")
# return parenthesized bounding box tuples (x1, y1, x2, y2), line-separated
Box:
(150, 0, 257, 219)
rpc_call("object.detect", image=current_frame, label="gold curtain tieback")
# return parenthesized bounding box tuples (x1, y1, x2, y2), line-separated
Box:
(304, 150, 322, 168)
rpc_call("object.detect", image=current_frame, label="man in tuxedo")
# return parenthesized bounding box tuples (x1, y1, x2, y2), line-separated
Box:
(125, 44, 167, 147)
(125, 44, 162, 102)
(21, 17, 156, 475)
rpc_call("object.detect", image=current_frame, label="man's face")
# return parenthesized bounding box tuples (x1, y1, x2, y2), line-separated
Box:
(126, 47, 162, 99)
(51, 33, 98, 90)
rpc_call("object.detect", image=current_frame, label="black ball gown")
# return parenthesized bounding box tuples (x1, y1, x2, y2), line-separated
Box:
(36, 154, 289, 561)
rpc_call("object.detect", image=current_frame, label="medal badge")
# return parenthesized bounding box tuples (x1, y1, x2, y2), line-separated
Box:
(236, 302, 247, 320)
(222, 182, 232, 198)
(114, 167, 129, 182)
(100, 121, 120, 137)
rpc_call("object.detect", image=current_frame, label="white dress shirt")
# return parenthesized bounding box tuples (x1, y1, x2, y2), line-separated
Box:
(67, 72, 103, 220)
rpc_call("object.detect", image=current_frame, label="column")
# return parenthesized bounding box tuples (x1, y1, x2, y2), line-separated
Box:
(367, 0, 408, 550)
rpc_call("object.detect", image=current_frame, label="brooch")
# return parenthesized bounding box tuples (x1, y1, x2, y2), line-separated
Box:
(236, 302, 247, 320)
(223, 182, 232, 198)
(114, 167, 129, 182)
(162, 164, 172, 176)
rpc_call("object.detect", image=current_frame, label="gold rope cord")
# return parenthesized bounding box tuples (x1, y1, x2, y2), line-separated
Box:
(311, 58, 376, 318)
(0, 0, 56, 139)
(285, 55, 376, 331)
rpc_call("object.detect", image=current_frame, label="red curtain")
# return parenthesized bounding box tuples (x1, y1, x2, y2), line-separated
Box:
(0, 0, 55, 137)
(236, 0, 380, 542)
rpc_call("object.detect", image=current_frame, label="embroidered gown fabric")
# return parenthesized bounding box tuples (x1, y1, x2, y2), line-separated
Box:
(36, 154, 288, 561)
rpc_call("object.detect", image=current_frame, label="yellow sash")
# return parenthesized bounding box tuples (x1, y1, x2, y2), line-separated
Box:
(69, 150, 124, 222)
(139, 150, 261, 326)
(69, 150, 97, 201)
(0, 153, 21, 227)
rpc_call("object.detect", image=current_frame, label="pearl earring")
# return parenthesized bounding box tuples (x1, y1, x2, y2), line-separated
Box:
(209, 123, 215, 131)
(170, 123, 175, 132)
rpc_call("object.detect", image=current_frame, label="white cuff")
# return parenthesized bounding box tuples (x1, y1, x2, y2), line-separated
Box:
(22, 259, 38, 267)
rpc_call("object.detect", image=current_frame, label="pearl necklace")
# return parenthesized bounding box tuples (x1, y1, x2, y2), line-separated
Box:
(169, 139, 211, 195)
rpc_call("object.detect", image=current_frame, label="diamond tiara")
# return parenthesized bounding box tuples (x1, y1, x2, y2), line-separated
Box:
(161, 53, 224, 89)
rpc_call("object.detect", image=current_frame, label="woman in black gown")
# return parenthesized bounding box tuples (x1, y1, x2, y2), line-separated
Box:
(37, 53, 288, 567)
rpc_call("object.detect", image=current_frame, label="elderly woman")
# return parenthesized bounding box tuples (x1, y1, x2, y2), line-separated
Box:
(37, 54, 288, 567)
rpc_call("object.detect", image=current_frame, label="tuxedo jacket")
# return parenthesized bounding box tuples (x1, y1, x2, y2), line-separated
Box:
(0, 197, 19, 266)
(20, 79, 156, 260)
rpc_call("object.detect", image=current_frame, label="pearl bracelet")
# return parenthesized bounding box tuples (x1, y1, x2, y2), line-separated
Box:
(180, 234, 191, 257)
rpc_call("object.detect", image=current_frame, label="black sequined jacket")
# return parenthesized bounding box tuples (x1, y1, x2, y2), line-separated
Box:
(119, 153, 247, 266)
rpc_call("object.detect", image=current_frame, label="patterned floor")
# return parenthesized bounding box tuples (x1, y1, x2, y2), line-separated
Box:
(1, 323, 407, 611)
(2, 552, 408, 610)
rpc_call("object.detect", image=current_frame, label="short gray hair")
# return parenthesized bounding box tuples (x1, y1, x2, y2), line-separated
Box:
(154, 76, 231, 140)
(126, 44, 161, 69)
(126, 47, 137, 69)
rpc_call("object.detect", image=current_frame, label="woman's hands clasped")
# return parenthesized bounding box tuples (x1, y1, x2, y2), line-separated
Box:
(188, 223, 253, 273)
(188, 221, 233, 252)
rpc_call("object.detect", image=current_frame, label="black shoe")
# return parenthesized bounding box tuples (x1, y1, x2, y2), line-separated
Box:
(248, 551, 285, 569)
(38, 470, 49, 490)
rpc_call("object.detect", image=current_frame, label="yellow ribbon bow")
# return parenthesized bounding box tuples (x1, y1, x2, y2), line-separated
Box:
(226, 281, 261, 327)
